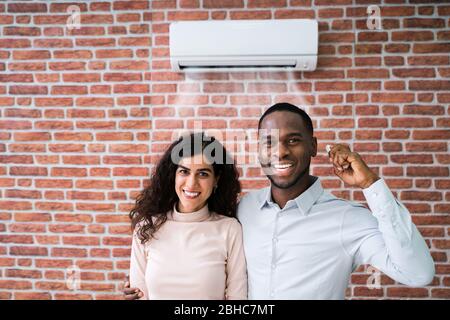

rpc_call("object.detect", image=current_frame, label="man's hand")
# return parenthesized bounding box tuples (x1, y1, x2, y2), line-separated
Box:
(326, 144, 380, 189)
(122, 275, 144, 300)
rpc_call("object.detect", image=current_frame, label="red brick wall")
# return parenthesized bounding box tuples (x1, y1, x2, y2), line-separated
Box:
(0, 0, 449, 300)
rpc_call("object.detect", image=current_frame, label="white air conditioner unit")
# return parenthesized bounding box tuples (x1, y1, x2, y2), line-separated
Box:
(169, 19, 318, 72)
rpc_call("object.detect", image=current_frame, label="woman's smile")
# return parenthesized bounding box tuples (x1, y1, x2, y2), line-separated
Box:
(182, 189, 201, 199)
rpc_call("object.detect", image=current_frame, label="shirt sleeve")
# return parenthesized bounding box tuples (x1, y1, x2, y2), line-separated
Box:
(225, 219, 248, 300)
(129, 230, 149, 300)
(341, 178, 435, 287)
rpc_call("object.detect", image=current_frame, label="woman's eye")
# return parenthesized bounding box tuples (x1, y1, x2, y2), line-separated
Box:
(178, 169, 188, 175)
(198, 172, 209, 177)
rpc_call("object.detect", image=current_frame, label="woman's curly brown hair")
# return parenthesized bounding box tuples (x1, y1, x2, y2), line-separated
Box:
(129, 132, 241, 244)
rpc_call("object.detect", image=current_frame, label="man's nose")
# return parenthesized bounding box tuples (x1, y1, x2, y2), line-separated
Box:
(273, 141, 290, 159)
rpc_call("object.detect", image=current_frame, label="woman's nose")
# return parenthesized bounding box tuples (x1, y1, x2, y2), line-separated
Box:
(185, 174, 198, 188)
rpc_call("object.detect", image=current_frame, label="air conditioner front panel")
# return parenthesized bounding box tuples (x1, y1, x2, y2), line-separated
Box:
(169, 19, 318, 72)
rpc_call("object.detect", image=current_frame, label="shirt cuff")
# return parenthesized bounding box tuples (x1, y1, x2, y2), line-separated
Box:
(362, 178, 397, 220)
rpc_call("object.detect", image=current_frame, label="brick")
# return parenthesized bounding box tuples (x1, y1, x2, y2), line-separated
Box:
(387, 287, 428, 298)
(118, 36, 151, 46)
(392, 31, 434, 41)
(4, 26, 41, 36)
(10, 246, 48, 256)
(413, 130, 450, 140)
(62, 73, 101, 83)
(12, 50, 50, 60)
(393, 68, 435, 78)
(230, 10, 272, 19)
(14, 213, 51, 222)
(315, 81, 352, 91)
(15, 292, 51, 300)
(407, 167, 449, 177)
(321, 119, 355, 128)
(404, 105, 445, 116)
(409, 80, 450, 91)
(53, 51, 91, 61)
(275, 9, 315, 19)
(50, 84, 87, 94)
(110, 60, 149, 70)
(391, 155, 433, 164)
(112, 1, 149, 10)
(6, 189, 42, 199)
(62, 236, 99, 246)
(48, 144, 85, 153)
(0, 280, 32, 290)
(8, 3, 47, 12)
(404, 18, 445, 28)
(67, 109, 105, 118)
(372, 93, 414, 103)
(431, 289, 450, 299)
(102, 236, 131, 246)
(9, 85, 47, 95)
(0, 235, 33, 244)
(392, 117, 433, 128)
(358, 118, 388, 128)
(414, 43, 450, 54)
(203, 0, 243, 8)
(49, 224, 85, 233)
(76, 203, 115, 212)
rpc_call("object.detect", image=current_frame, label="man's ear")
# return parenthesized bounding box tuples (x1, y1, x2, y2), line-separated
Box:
(311, 136, 318, 157)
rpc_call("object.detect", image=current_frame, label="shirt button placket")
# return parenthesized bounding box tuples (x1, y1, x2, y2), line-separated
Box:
(269, 210, 280, 299)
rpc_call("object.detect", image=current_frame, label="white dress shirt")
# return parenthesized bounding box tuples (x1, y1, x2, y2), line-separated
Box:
(237, 176, 435, 299)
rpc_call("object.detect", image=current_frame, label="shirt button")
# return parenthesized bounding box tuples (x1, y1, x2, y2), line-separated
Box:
(271, 263, 276, 270)
(272, 237, 278, 243)
(270, 291, 275, 298)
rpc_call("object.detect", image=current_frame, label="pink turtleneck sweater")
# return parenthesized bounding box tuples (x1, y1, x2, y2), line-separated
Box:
(129, 204, 247, 300)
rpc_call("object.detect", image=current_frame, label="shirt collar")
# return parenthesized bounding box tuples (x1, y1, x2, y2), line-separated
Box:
(258, 176, 324, 216)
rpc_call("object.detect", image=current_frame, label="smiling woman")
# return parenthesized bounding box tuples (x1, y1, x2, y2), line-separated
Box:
(175, 153, 218, 213)
(127, 132, 247, 300)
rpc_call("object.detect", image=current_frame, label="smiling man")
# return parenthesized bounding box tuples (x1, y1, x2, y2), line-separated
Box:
(237, 102, 435, 299)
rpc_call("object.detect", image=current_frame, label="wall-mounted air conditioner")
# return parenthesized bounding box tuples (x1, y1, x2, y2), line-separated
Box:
(169, 19, 318, 72)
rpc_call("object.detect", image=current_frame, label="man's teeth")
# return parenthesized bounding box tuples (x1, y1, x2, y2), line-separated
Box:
(273, 164, 293, 169)
(183, 190, 200, 197)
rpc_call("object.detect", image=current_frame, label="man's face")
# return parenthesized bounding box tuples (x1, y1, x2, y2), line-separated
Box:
(258, 111, 317, 189)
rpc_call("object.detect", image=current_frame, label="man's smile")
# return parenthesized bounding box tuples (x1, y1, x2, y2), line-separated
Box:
(270, 162, 296, 176)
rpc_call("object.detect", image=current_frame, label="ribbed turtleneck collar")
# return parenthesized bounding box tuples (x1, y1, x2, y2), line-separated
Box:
(170, 203, 210, 222)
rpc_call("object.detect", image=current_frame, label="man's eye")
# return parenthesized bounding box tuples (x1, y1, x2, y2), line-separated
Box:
(198, 172, 209, 177)
(288, 138, 300, 144)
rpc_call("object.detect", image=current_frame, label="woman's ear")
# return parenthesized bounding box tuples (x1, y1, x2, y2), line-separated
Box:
(215, 174, 220, 188)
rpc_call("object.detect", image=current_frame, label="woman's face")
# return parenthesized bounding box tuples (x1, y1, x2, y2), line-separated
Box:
(175, 153, 218, 213)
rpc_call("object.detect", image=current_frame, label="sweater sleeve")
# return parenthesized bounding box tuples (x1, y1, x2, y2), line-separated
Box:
(225, 219, 248, 300)
(129, 230, 149, 300)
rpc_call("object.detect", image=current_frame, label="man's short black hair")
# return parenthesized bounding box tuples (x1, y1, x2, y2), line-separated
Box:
(258, 102, 314, 135)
